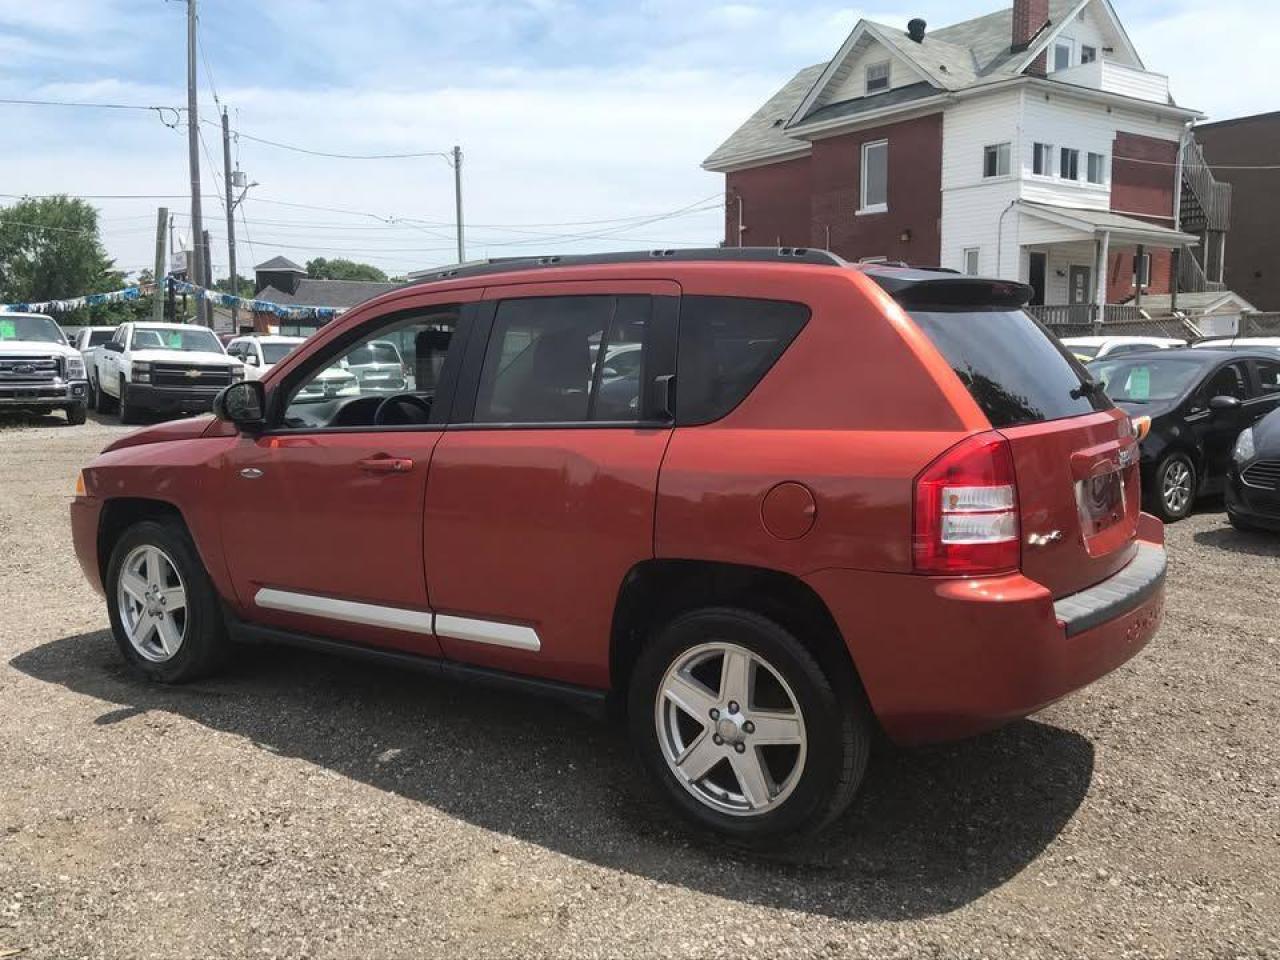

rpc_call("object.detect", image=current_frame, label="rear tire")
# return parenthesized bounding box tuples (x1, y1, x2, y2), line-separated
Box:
(628, 607, 869, 842)
(65, 401, 87, 426)
(105, 519, 229, 683)
(1150, 452, 1196, 522)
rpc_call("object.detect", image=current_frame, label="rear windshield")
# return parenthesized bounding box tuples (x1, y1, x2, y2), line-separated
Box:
(1090, 356, 1206, 403)
(261, 342, 296, 364)
(88, 329, 114, 347)
(347, 343, 400, 365)
(910, 309, 1108, 428)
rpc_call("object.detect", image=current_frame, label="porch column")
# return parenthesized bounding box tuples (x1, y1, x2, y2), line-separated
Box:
(1134, 243, 1145, 308)
(1094, 230, 1110, 331)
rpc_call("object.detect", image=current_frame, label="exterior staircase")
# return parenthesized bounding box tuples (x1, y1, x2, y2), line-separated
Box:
(1177, 135, 1231, 294)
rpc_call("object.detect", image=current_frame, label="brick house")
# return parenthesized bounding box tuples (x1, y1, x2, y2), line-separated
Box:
(704, 0, 1233, 314)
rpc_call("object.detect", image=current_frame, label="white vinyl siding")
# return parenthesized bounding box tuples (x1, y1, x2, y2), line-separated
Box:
(860, 140, 888, 212)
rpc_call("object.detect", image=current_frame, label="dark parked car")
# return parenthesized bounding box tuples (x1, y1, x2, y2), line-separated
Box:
(1090, 349, 1280, 521)
(1226, 405, 1280, 532)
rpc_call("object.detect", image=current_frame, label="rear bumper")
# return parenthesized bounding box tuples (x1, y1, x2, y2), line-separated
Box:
(807, 514, 1167, 745)
(0, 380, 87, 407)
(1226, 466, 1280, 531)
(125, 383, 223, 414)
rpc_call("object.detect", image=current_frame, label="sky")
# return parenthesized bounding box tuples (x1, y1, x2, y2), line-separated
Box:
(1, 0, 1275, 284)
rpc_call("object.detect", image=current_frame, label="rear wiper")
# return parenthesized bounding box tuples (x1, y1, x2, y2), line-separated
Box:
(1070, 379, 1105, 400)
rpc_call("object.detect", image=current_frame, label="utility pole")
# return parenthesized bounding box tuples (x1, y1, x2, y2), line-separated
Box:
(152, 207, 168, 323)
(185, 0, 208, 325)
(222, 108, 239, 330)
(452, 145, 465, 264)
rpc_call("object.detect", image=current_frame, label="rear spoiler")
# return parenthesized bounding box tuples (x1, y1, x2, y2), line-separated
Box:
(863, 269, 1034, 310)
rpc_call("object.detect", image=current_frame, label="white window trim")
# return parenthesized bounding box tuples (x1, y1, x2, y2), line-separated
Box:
(963, 247, 981, 276)
(1086, 151, 1108, 185)
(865, 60, 891, 96)
(983, 142, 1011, 179)
(1059, 146, 1081, 181)
(859, 139, 889, 214)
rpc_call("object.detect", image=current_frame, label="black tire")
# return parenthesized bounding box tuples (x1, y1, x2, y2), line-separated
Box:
(118, 377, 141, 424)
(65, 401, 87, 426)
(95, 373, 117, 414)
(1149, 452, 1197, 522)
(85, 374, 97, 410)
(628, 607, 869, 842)
(104, 519, 229, 683)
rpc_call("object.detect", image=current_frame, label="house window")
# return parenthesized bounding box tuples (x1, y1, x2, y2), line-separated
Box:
(1081, 45, 1097, 64)
(963, 248, 981, 276)
(1033, 142, 1054, 176)
(1087, 151, 1106, 184)
(860, 140, 888, 212)
(1053, 39, 1074, 71)
(1134, 253, 1152, 288)
(983, 143, 1011, 178)
(1060, 147, 1080, 181)
(865, 61, 890, 94)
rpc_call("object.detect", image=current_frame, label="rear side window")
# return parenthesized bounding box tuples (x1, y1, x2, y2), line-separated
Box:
(910, 309, 1108, 427)
(88, 330, 114, 347)
(676, 296, 808, 425)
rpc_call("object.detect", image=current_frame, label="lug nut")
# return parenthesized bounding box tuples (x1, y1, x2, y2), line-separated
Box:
(728, 701, 739, 714)
(713, 735, 723, 746)
(743, 721, 754, 734)
(734, 742, 746, 754)
(709, 708, 720, 721)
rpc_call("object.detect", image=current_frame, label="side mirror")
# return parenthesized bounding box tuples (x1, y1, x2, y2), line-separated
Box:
(103, 341, 123, 353)
(245, 354, 260, 367)
(1209, 394, 1242, 413)
(213, 380, 266, 432)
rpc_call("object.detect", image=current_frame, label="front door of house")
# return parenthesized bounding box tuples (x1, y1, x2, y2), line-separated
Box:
(1028, 253, 1047, 306)
(1068, 265, 1092, 305)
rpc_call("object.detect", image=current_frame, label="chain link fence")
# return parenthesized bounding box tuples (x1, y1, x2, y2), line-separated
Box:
(1241, 313, 1280, 337)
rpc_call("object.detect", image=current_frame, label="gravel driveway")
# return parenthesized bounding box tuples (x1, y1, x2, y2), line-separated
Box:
(1, 411, 1277, 959)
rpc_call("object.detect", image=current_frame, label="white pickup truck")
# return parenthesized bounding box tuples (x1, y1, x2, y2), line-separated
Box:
(71, 326, 120, 410)
(0, 312, 90, 425)
(94, 321, 245, 424)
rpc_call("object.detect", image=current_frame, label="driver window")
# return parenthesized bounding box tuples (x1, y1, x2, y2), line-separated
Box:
(280, 306, 459, 430)
(1205, 363, 1247, 402)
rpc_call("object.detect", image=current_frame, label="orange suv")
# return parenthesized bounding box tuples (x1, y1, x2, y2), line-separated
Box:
(71, 249, 1166, 840)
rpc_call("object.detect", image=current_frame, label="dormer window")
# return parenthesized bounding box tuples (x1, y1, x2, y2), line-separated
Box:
(1081, 45, 1097, 64)
(1053, 39, 1074, 71)
(866, 61, 890, 94)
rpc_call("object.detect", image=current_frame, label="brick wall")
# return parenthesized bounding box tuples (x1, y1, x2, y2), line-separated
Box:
(724, 155, 812, 249)
(1107, 132, 1178, 302)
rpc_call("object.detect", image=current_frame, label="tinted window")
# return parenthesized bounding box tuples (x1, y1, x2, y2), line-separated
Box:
(1091, 357, 1207, 403)
(910, 309, 1107, 427)
(132, 326, 223, 353)
(475, 295, 651, 424)
(676, 296, 809, 426)
(0, 314, 64, 344)
(1204, 362, 1247, 401)
(261, 342, 296, 364)
(1255, 360, 1280, 394)
(88, 329, 114, 347)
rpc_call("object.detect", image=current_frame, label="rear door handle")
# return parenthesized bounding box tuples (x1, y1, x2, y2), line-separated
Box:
(358, 457, 414, 474)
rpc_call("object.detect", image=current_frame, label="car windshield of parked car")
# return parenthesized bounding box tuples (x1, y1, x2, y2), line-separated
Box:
(1090, 356, 1206, 403)
(261, 342, 297, 364)
(0, 314, 65, 344)
(132, 326, 224, 353)
(347, 342, 400, 365)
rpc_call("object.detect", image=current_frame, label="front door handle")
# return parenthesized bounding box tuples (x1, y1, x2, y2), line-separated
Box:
(358, 457, 414, 474)
(239, 467, 264, 480)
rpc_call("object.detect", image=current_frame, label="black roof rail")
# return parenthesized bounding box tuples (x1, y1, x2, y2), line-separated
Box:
(406, 247, 847, 286)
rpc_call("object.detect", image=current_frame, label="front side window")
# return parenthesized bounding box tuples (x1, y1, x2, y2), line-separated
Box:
(131, 325, 223, 353)
(474, 295, 651, 424)
(1202, 362, 1248, 402)
(865, 61, 890, 94)
(281, 307, 459, 430)
(1087, 151, 1106, 184)
(1033, 142, 1053, 176)
(1060, 147, 1080, 181)
(676, 296, 809, 426)
(983, 143, 1011, 178)
(860, 140, 888, 212)
(0, 314, 65, 344)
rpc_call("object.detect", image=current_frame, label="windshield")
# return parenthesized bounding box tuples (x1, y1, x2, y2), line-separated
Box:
(0, 314, 65, 344)
(1090, 356, 1206, 403)
(261, 342, 297, 364)
(132, 326, 224, 353)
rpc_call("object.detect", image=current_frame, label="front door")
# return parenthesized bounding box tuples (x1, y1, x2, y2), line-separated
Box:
(219, 293, 475, 656)
(1028, 253, 1047, 306)
(423, 280, 679, 688)
(1189, 360, 1250, 493)
(1068, 265, 1092, 306)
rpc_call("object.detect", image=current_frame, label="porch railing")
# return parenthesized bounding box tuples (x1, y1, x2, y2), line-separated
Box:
(1026, 304, 1146, 326)
(1177, 248, 1226, 294)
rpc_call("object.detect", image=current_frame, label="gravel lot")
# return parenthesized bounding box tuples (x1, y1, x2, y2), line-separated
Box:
(1, 410, 1277, 959)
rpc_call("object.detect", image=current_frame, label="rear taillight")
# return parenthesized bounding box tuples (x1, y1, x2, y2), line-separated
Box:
(913, 432, 1020, 576)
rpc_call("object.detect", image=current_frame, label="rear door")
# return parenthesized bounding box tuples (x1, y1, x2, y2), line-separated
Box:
(906, 306, 1139, 598)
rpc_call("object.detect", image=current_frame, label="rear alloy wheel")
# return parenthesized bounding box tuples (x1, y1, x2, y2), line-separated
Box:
(630, 607, 868, 841)
(106, 520, 229, 682)
(1153, 453, 1196, 522)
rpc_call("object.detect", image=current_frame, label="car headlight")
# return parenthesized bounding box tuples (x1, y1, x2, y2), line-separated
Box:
(230, 365, 246, 381)
(1234, 427, 1256, 463)
(65, 356, 85, 379)
(131, 361, 151, 383)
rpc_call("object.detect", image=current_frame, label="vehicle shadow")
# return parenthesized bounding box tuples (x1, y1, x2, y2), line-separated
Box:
(1193, 524, 1280, 557)
(11, 631, 1095, 922)
(0, 409, 77, 429)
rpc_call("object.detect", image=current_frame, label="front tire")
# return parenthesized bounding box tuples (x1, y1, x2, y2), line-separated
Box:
(65, 401, 87, 426)
(105, 519, 229, 683)
(118, 377, 141, 424)
(1150, 452, 1196, 522)
(95, 373, 117, 414)
(628, 607, 869, 841)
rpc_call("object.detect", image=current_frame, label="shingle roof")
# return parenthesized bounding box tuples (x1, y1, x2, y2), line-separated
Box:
(704, 0, 1087, 170)
(254, 256, 306, 273)
(254, 279, 401, 309)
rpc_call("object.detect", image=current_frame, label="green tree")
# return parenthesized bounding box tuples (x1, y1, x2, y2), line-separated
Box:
(215, 274, 255, 298)
(305, 256, 387, 282)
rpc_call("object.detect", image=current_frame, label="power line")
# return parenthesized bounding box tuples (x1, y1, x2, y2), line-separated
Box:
(1114, 154, 1280, 170)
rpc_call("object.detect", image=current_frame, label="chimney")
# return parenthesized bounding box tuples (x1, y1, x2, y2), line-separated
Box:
(1011, 0, 1049, 51)
(907, 18, 927, 43)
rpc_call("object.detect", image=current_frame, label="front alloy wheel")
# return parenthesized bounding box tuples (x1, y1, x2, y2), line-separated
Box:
(1155, 453, 1196, 522)
(116, 544, 188, 662)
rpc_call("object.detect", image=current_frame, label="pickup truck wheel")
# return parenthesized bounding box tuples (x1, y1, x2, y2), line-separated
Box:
(95, 373, 116, 414)
(629, 607, 869, 842)
(85, 375, 97, 409)
(105, 520, 229, 683)
(118, 377, 141, 424)
(65, 401, 87, 426)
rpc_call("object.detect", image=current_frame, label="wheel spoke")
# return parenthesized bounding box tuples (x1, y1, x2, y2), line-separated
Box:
(145, 546, 164, 588)
(748, 710, 804, 746)
(119, 571, 149, 603)
(160, 587, 186, 612)
(729, 747, 773, 810)
(130, 611, 157, 645)
(155, 614, 182, 656)
(674, 731, 722, 782)
(719, 647, 752, 708)
(662, 671, 718, 720)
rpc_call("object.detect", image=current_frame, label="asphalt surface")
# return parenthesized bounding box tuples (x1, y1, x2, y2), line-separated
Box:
(1, 410, 1277, 959)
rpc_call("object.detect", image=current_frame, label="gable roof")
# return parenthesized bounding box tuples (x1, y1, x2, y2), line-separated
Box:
(254, 278, 401, 309)
(702, 63, 826, 171)
(254, 256, 306, 273)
